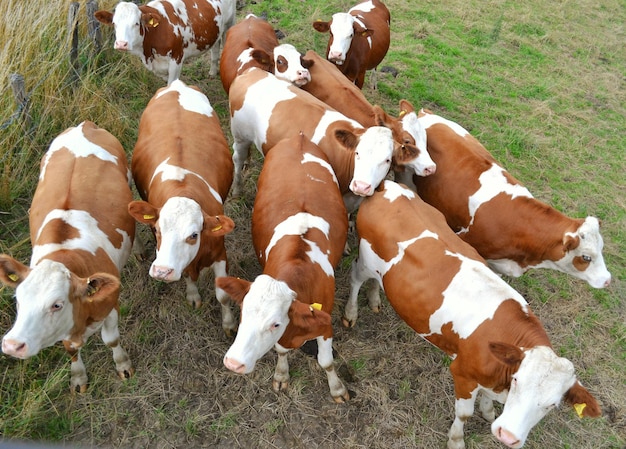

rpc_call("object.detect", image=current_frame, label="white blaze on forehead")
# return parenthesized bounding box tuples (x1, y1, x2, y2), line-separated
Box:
(156, 80, 215, 117)
(31, 209, 132, 270)
(492, 346, 577, 447)
(301, 152, 338, 187)
(328, 13, 355, 59)
(224, 275, 296, 372)
(264, 212, 334, 277)
(426, 251, 528, 340)
(5, 259, 76, 356)
(150, 157, 223, 204)
(41, 122, 119, 181)
(351, 126, 394, 189)
(459, 163, 532, 234)
(151, 196, 203, 274)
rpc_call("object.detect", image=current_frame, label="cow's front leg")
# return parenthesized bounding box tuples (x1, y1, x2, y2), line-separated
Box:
(448, 390, 478, 449)
(212, 260, 237, 337)
(64, 344, 88, 393)
(317, 336, 349, 403)
(167, 60, 182, 85)
(478, 391, 496, 422)
(184, 274, 202, 309)
(272, 345, 290, 392)
(209, 44, 220, 77)
(102, 309, 134, 380)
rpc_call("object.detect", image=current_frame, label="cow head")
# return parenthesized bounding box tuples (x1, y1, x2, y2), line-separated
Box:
(375, 102, 436, 177)
(217, 275, 331, 374)
(128, 197, 235, 282)
(273, 44, 313, 87)
(0, 256, 120, 358)
(489, 343, 600, 448)
(95, 2, 157, 53)
(313, 14, 372, 65)
(556, 217, 611, 288)
(334, 125, 393, 197)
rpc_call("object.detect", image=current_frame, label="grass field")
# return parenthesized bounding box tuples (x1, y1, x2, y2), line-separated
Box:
(0, 0, 624, 448)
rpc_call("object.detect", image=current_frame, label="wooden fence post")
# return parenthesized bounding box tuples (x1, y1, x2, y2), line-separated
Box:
(86, 0, 101, 53)
(68, 2, 80, 83)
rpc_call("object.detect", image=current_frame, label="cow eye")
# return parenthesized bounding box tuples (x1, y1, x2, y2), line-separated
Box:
(271, 322, 281, 330)
(51, 302, 63, 312)
(582, 255, 592, 263)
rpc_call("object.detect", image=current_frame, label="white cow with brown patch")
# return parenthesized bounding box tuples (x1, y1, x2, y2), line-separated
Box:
(0, 121, 135, 392)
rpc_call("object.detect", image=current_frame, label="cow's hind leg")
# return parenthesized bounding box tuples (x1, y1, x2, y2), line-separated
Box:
(102, 309, 134, 380)
(317, 336, 349, 402)
(212, 260, 237, 337)
(231, 139, 251, 198)
(343, 257, 376, 327)
(209, 44, 220, 77)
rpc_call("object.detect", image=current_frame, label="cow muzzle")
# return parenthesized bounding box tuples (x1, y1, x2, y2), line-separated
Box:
(224, 356, 247, 374)
(493, 426, 522, 449)
(350, 180, 373, 197)
(293, 70, 311, 87)
(149, 265, 179, 282)
(2, 338, 28, 359)
(114, 40, 129, 51)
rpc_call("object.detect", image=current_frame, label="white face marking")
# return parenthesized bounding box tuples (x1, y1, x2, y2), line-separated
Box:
(328, 13, 356, 62)
(400, 112, 436, 176)
(491, 346, 576, 448)
(426, 252, 528, 340)
(31, 209, 132, 271)
(458, 163, 533, 234)
(231, 70, 297, 151)
(350, 126, 394, 195)
(301, 152, 338, 187)
(150, 197, 204, 280)
(156, 80, 215, 117)
(224, 275, 296, 372)
(3, 260, 76, 357)
(150, 157, 223, 204)
(264, 212, 334, 277)
(273, 44, 311, 86)
(41, 122, 119, 181)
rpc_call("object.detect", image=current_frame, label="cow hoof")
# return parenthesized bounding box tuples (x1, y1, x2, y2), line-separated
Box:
(223, 326, 238, 339)
(371, 306, 380, 313)
(71, 383, 88, 394)
(341, 316, 355, 328)
(333, 390, 351, 403)
(272, 379, 289, 392)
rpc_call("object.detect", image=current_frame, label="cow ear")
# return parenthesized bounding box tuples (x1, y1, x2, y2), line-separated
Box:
(128, 200, 159, 226)
(334, 129, 359, 151)
(94, 10, 113, 25)
(489, 342, 524, 366)
(141, 13, 160, 28)
(563, 233, 580, 252)
(301, 56, 314, 69)
(373, 105, 393, 128)
(398, 99, 415, 116)
(312, 20, 330, 33)
(286, 301, 332, 348)
(392, 141, 419, 168)
(77, 273, 120, 308)
(203, 214, 235, 237)
(564, 381, 602, 418)
(0, 255, 30, 288)
(215, 276, 250, 306)
(251, 49, 272, 67)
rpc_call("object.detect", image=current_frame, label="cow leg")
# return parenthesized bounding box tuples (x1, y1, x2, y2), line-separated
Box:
(212, 260, 237, 337)
(343, 258, 374, 327)
(448, 392, 478, 449)
(478, 391, 496, 422)
(132, 222, 147, 261)
(184, 274, 202, 308)
(231, 139, 251, 198)
(316, 336, 350, 403)
(209, 43, 220, 77)
(272, 345, 291, 392)
(366, 278, 382, 312)
(68, 349, 88, 393)
(167, 60, 183, 85)
(102, 309, 134, 380)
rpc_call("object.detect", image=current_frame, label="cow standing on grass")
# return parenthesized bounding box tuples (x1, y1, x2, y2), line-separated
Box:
(128, 80, 237, 335)
(313, 0, 390, 89)
(95, 0, 236, 84)
(346, 180, 601, 449)
(219, 14, 313, 94)
(217, 134, 350, 402)
(0, 121, 135, 393)
(395, 105, 611, 288)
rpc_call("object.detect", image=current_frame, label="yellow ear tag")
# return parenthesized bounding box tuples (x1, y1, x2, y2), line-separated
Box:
(574, 403, 587, 418)
(310, 303, 323, 311)
(399, 110, 407, 117)
(143, 214, 155, 220)
(149, 18, 158, 27)
(211, 224, 223, 232)
(8, 273, 19, 282)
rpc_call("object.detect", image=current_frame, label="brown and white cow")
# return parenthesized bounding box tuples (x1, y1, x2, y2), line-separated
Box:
(301, 49, 435, 177)
(219, 14, 313, 94)
(312, 0, 390, 89)
(229, 67, 412, 211)
(395, 105, 611, 288)
(0, 121, 135, 392)
(217, 133, 350, 402)
(346, 180, 601, 448)
(95, 0, 236, 84)
(128, 80, 236, 335)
